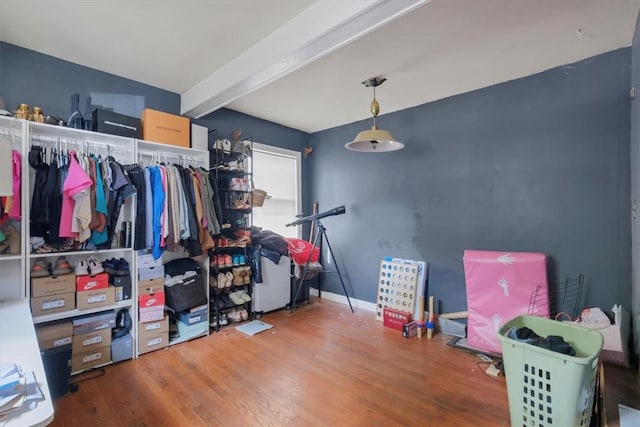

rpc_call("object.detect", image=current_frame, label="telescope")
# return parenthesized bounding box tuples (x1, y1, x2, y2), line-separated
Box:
(285, 205, 346, 227)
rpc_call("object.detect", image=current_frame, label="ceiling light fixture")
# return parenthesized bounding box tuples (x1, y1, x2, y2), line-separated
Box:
(345, 76, 404, 153)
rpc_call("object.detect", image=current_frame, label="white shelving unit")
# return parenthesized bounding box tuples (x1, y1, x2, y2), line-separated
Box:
(0, 116, 27, 300)
(3, 119, 213, 372)
(136, 140, 210, 351)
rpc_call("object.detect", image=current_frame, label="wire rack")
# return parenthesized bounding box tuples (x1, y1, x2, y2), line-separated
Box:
(528, 274, 584, 320)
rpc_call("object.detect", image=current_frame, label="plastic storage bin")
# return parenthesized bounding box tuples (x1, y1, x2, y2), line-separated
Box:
(498, 315, 603, 427)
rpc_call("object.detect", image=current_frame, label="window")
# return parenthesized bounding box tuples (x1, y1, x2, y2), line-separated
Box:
(251, 143, 301, 238)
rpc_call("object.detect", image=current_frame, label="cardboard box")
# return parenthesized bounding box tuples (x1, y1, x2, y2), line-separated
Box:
(31, 274, 76, 298)
(137, 253, 163, 268)
(139, 292, 165, 310)
(139, 307, 165, 323)
(72, 329, 112, 355)
(112, 275, 132, 301)
(92, 108, 142, 139)
(111, 333, 133, 363)
(177, 308, 207, 326)
(36, 320, 73, 350)
(72, 310, 117, 335)
(141, 108, 190, 148)
(138, 265, 165, 281)
(383, 307, 412, 331)
(31, 292, 75, 316)
(138, 277, 165, 295)
(76, 286, 116, 310)
(76, 273, 109, 292)
(139, 317, 169, 335)
(138, 331, 168, 355)
(71, 347, 110, 373)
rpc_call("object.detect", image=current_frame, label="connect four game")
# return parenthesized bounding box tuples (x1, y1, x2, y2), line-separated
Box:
(375, 258, 421, 322)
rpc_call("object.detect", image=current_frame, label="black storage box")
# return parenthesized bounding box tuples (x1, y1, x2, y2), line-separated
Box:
(41, 344, 72, 398)
(92, 108, 142, 139)
(164, 273, 207, 312)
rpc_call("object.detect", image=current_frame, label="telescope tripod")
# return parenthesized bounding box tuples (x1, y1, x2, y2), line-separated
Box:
(290, 219, 354, 313)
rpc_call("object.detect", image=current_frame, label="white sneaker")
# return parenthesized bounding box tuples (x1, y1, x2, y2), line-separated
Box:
(74, 259, 89, 276)
(87, 256, 104, 275)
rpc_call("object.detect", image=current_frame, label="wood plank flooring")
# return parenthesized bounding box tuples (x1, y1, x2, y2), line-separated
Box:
(49, 298, 510, 426)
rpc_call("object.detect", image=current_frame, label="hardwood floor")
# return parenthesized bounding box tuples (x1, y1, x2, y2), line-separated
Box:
(49, 298, 510, 426)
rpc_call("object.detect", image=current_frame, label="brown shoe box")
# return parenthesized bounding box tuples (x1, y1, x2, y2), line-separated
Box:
(72, 328, 112, 355)
(137, 277, 165, 296)
(31, 274, 76, 298)
(71, 347, 111, 373)
(36, 320, 73, 350)
(76, 286, 116, 310)
(31, 292, 76, 316)
(138, 318, 168, 355)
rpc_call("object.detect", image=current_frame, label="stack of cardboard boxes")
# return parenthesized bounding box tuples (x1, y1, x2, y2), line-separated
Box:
(30, 274, 76, 316)
(70, 311, 115, 372)
(137, 254, 168, 355)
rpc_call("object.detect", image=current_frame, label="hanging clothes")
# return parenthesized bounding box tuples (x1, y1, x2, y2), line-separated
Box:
(64, 151, 92, 241)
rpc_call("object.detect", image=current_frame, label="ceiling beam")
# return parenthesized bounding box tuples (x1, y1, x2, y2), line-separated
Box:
(180, 0, 430, 119)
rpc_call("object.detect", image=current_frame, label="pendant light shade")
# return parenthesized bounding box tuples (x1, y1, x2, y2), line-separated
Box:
(345, 76, 404, 153)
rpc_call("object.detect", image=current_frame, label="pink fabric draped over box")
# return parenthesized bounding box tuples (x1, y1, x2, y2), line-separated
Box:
(463, 250, 549, 353)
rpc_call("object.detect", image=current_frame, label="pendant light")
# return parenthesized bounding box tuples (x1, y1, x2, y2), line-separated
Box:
(345, 76, 404, 152)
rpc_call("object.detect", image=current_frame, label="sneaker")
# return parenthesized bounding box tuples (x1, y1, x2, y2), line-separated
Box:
(115, 258, 130, 276)
(74, 259, 89, 276)
(239, 308, 249, 321)
(237, 290, 252, 302)
(52, 256, 72, 276)
(87, 256, 104, 275)
(102, 258, 117, 275)
(225, 271, 234, 287)
(224, 254, 233, 267)
(228, 291, 245, 305)
(227, 309, 242, 323)
(219, 313, 229, 326)
(217, 255, 225, 269)
(31, 260, 51, 278)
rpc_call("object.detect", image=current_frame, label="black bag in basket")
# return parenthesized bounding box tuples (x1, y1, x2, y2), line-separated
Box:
(164, 258, 201, 277)
(164, 273, 207, 312)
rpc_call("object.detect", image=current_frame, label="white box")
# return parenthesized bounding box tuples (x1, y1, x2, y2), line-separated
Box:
(191, 123, 208, 151)
(137, 253, 163, 268)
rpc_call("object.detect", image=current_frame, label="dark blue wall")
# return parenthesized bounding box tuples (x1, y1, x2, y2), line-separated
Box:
(309, 49, 632, 314)
(0, 42, 180, 119)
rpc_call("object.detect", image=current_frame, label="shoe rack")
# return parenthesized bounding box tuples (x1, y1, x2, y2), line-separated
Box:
(209, 136, 254, 331)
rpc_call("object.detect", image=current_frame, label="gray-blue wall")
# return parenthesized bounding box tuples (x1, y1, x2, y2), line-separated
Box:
(0, 41, 633, 319)
(0, 42, 180, 119)
(308, 48, 632, 315)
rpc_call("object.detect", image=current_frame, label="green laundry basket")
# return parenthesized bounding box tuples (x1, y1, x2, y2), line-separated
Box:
(498, 315, 603, 427)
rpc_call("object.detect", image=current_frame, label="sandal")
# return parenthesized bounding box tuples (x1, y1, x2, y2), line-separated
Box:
(35, 243, 57, 254)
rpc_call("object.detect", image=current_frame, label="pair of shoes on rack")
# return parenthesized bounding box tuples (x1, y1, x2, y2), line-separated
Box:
(102, 258, 130, 276)
(75, 256, 104, 276)
(232, 254, 246, 266)
(30, 256, 72, 277)
(227, 308, 248, 323)
(215, 254, 232, 268)
(231, 266, 251, 285)
(216, 271, 234, 288)
(0, 223, 20, 255)
(229, 290, 251, 305)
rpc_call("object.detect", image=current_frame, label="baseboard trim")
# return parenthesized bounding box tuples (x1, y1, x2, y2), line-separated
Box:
(309, 288, 376, 312)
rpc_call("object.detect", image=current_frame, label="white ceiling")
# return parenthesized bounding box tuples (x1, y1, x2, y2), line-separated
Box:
(1, 0, 639, 133)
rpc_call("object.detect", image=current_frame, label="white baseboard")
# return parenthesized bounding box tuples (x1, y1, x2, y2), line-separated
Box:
(309, 287, 376, 312)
